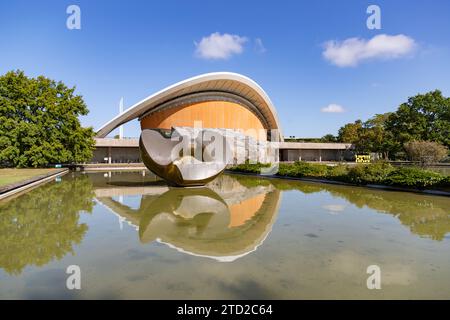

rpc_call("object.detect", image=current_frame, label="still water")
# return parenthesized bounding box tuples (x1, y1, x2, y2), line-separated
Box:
(0, 171, 449, 299)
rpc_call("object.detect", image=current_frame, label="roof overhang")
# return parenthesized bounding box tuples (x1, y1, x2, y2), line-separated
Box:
(279, 142, 353, 150)
(95, 72, 283, 140)
(94, 138, 353, 150)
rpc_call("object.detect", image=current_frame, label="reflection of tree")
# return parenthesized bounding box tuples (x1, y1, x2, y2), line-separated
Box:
(230, 175, 272, 189)
(326, 188, 450, 241)
(269, 178, 450, 241)
(268, 179, 324, 194)
(0, 175, 94, 275)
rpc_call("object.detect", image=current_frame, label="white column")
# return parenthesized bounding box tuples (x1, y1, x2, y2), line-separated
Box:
(119, 97, 124, 139)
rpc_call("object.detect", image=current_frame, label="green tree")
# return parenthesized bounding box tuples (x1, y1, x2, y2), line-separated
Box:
(321, 134, 338, 142)
(337, 119, 378, 154)
(0, 70, 95, 167)
(385, 90, 450, 149)
(337, 120, 363, 144)
(358, 113, 397, 158)
(333, 90, 450, 160)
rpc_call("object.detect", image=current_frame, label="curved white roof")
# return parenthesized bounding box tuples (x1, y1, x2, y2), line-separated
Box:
(95, 72, 283, 140)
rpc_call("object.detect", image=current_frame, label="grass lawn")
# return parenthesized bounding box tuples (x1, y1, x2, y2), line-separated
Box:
(0, 168, 60, 188)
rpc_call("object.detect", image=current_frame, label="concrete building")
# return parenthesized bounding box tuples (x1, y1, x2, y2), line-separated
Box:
(91, 72, 353, 164)
(96, 72, 283, 141)
(92, 138, 353, 164)
(279, 142, 353, 162)
(92, 138, 140, 164)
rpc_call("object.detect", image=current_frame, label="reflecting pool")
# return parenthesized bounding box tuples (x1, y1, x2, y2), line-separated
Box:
(0, 171, 449, 299)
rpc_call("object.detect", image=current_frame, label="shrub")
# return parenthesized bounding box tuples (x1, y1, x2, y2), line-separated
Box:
(437, 175, 450, 189)
(277, 163, 299, 176)
(277, 162, 329, 178)
(345, 163, 395, 184)
(293, 161, 328, 177)
(404, 141, 448, 166)
(228, 162, 270, 174)
(384, 167, 444, 188)
(325, 164, 349, 180)
(229, 161, 448, 190)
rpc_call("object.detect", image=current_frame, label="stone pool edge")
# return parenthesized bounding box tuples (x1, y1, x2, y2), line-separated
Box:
(0, 168, 69, 200)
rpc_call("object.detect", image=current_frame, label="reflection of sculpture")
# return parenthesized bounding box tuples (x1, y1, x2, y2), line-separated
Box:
(0, 175, 94, 275)
(94, 172, 450, 262)
(95, 175, 281, 261)
(139, 128, 231, 187)
(137, 188, 230, 243)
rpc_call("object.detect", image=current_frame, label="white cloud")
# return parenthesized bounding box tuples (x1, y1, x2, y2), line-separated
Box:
(321, 104, 345, 113)
(323, 34, 416, 67)
(254, 38, 266, 53)
(195, 32, 248, 60)
(322, 204, 346, 214)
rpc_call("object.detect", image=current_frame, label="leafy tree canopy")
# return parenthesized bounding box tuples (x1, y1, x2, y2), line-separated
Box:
(0, 70, 95, 167)
(321, 134, 338, 142)
(337, 120, 363, 144)
(333, 90, 450, 160)
(385, 90, 450, 148)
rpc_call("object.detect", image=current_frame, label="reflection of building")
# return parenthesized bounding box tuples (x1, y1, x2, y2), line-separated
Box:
(91, 72, 353, 164)
(94, 175, 282, 262)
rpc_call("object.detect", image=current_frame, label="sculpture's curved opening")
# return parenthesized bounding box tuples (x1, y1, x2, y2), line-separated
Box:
(140, 128, 232, 187)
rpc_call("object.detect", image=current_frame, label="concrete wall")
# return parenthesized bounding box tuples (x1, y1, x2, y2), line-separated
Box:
(92, 147, 109, 163)
(91, 146, 352, 163)
(280, 149, 345, 162)
(91, 139, 354, 164)
(279, 142, 352, 150)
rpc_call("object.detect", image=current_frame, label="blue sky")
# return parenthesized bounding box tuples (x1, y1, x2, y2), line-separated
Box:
(1, 0, 449, 138)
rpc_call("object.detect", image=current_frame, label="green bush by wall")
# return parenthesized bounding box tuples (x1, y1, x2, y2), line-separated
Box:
(229, 162, 450, 190)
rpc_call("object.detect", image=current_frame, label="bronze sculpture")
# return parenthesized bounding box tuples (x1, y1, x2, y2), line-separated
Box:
(139, 128, 232, 187)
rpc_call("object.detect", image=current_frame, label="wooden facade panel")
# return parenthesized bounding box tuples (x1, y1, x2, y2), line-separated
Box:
(140, 100, 266, 139)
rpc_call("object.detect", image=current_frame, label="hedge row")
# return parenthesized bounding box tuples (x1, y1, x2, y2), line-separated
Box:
(229, 162, 450, 189)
